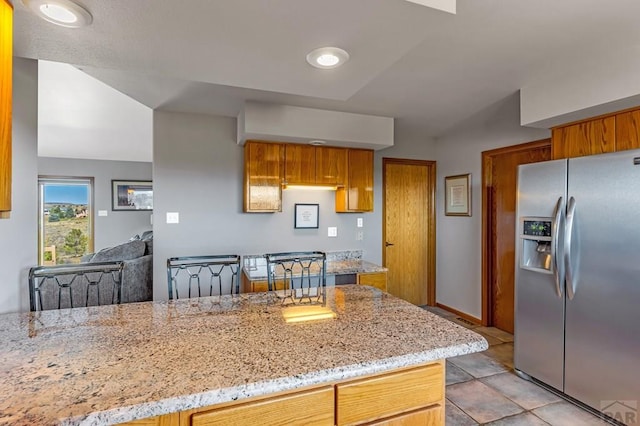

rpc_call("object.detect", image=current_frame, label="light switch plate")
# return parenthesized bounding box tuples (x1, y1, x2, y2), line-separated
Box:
(166, 212, 180, 224)
(357, 217, 363, 228)
(328, 227, 338, 237)
(98, 210, 108, 217)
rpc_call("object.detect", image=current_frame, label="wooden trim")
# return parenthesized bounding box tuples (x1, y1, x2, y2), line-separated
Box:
(435, 303, 481, 325)
(382, 158, 437, 306)
(0, 0, 12, 216)
(550, 105, 640, 130)
(481, 139, 551, 326)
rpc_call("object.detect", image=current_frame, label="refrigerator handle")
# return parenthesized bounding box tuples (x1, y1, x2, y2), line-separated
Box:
(551, 196, 564, 298)
(565, 196, 578, 300)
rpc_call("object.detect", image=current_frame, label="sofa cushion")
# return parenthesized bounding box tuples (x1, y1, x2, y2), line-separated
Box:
(90, 240, 146, 263)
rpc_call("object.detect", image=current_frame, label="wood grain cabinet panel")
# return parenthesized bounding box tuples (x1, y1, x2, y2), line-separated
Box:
(285, 144, 316, 185)
(615, 110, 640, 151)
(357, 272, 387, 292)
(551, 116, 615, 159)
(189, 386, 334, 426)
(243, 141, 284, 212)
(335, 362, 444, 425)
(316, 146, 347, 185)
(118, 413, 179, 426)
(336, 149, 374, 212)
(0, 0, 12, 218)
(368, 406, 443, 426)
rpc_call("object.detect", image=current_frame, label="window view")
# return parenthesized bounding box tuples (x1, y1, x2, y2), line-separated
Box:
(39, 177, 94, 265)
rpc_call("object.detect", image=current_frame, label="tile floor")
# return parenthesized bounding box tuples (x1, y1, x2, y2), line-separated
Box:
(424, 306, 612, 425)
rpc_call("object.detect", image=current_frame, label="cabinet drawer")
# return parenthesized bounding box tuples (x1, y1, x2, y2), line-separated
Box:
(190, 386, 334, 426)
(336, 363, 443, 425)
(369, 406, 443, 426)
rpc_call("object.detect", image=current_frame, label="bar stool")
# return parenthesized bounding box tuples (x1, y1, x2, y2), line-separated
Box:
(166, 255, 241, 300)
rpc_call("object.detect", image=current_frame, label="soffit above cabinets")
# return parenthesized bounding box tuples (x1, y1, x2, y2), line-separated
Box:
(237, 102, 394, 151)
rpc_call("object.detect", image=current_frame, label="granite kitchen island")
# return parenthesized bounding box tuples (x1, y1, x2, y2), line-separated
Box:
(0, 285, 487, 425)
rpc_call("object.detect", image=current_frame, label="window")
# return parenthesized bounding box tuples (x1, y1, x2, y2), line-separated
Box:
(38, 177, 94, 265)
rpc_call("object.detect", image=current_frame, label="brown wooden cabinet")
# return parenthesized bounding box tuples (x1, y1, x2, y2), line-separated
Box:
(285, 144, 316, 185)
(244, 141, 373, 213)
(129, 361, 444, 426)
(285, 144, 348, 187)
(316, 146, 348, 186)
(189, 386, 334, 426)
(243, 141, 284, 212)
(615, 109, 640, 151)
(0, 0, 12, 219)
(551, 106, 640, 160)
(336, 149, 374, 212)
(551, 116, 615, 159)
(357, 272, 387, 292)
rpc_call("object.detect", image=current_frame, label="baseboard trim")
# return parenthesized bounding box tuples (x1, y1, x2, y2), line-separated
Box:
(436, 303, 482, 325)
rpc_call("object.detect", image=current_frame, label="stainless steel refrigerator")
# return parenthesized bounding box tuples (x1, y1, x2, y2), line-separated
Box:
(514, 149, 640, 423)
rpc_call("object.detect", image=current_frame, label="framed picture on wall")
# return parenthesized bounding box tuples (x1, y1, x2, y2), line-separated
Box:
(444, 174, 471, 216)
(294, 203, 319, 229)
(112, 180, 153, 211)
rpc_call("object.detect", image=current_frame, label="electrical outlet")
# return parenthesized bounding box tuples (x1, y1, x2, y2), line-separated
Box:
(328, 227, 338, 237)
(166, 212, 180, 224)
(356, 231, 364, 241)
(357, 217, 363, 228)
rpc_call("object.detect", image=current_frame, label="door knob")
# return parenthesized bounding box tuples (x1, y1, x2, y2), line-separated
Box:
(385, 242, 394, 247)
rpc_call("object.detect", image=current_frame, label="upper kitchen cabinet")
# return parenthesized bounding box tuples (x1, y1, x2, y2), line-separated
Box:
(284, 144, 347, 187)
(284, 144, 316, 185)
(0, 0, 12, 219)
(551, 116, 615, 160)
(615, 109, 640, 151)
(316, 146, 347, 186)
(243, 141, 284, 213)
(336, 149, 374, 213)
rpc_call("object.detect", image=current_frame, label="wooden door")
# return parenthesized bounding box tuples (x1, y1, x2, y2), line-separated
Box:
(615, 110, 640, 151)
(551, 117, 615, 159)
(383, 159, 436, 306)
(482, 140, 551, 333)
(284, 144, 315, 185)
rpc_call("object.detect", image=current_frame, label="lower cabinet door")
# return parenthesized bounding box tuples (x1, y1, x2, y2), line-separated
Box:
(369, 405, 443, 426)
(189, 386, 334, 426)
(336, 363, 444, 425)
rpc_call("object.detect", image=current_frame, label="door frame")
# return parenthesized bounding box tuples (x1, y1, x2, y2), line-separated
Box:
(481, 139, 551, 326)
(382, 158, 437, 305)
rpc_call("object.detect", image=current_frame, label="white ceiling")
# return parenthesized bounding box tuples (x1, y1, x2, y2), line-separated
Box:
(13, 0, 640, 161)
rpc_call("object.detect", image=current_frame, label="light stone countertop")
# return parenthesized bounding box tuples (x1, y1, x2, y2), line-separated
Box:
(243, 257, 387, 281)
(0, 285, 487, 425)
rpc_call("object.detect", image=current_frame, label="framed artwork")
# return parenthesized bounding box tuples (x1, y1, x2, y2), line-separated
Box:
(444, 174, 471, 216)
(111, 180, 153, 211)
(294, 203, 319, 228)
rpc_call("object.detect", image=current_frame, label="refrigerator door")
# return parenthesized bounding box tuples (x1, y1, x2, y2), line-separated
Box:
(514, 159, 567, 392)
(565, 150, 640, 412)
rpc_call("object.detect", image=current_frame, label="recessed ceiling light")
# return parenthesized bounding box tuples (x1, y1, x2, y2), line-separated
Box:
(23, 0, 93, 28)
(306, 47, 350, 70)
(309, 140, 326, 146)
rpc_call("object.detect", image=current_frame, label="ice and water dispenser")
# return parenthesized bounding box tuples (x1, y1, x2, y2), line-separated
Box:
(519, 217, 553, 273)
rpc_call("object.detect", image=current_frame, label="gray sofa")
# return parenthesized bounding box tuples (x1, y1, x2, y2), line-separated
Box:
(82, 233, 153, 303)
(29, 234, 153, 310)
